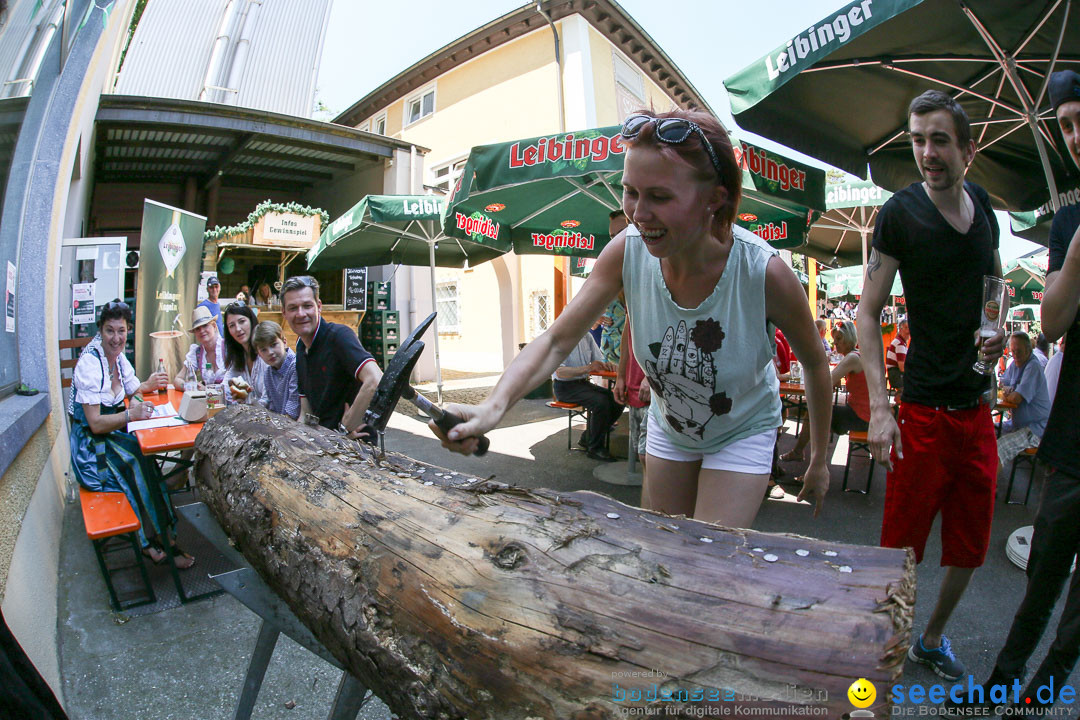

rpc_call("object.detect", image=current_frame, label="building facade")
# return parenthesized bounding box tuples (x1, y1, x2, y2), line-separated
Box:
(334, 0, 709, 374)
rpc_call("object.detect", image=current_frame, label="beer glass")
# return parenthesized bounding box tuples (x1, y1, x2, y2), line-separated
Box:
(972, 275, 1007, 375)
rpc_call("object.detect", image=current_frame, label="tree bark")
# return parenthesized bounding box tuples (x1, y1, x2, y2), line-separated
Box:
(195, 405, 914, 719)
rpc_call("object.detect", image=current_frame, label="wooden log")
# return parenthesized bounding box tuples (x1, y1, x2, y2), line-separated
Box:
(194, 406, 914, 719)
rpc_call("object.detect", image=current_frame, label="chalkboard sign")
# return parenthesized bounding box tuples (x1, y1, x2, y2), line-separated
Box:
(343, 267, 368, 312)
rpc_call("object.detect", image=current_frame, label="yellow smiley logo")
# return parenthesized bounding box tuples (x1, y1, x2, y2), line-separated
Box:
(847, 678, 876, 708)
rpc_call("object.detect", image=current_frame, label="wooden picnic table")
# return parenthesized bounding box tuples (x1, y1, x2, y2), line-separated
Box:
(134, 388, 205, 454)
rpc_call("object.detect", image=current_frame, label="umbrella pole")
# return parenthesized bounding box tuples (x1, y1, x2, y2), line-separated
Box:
(999, 58, 1062, 213)
(1026, 114, 1062, 213)
(429, 240, 443, 405)
(860, 208, 868, 270)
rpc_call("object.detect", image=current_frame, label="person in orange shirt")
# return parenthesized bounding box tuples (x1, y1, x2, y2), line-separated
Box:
(782, 320, 870, 462)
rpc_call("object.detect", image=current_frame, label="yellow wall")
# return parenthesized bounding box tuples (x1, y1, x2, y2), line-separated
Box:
(589, 26, 619, 127)
(355, 17, 683, 375)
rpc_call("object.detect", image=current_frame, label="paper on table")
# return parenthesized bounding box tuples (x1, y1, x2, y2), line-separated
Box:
(151, 402, 178, 418)
(128, 416, 186, 432)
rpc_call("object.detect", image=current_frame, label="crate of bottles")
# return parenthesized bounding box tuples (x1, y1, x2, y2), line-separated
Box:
(367, 281, 390, 301)
(362, 309, 399, 328)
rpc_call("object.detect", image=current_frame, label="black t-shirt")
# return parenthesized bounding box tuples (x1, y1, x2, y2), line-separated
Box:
(873, 182, 998, 406)
(1037, 203, 1080, 477)
(296, 319, 375, 430)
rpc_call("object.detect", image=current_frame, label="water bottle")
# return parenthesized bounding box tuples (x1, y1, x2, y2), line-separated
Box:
(184, 361, 198, 392)
(204, 360, 213, 386)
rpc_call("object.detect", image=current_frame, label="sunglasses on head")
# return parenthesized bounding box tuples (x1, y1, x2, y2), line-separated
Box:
(621, 114, 725, 180)
(103, 300, 130, 311)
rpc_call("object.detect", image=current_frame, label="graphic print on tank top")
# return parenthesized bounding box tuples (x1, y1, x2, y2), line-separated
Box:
(644, 318, 731, 438)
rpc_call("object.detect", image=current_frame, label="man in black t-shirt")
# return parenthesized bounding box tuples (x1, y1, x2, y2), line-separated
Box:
(982, 70, 1080, 713)
(280, 276, 382, 436)
(856, 90, 1005, 683)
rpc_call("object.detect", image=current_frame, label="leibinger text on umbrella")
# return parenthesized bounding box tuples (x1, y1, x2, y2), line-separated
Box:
(531, 231, 596, 252)
(401, 197, 443, 216)
(749, 222, 789, 242)
(454, 212, 500, 241)
(508, 133, 625, 168)
(765, 0, 876, 81)
(827, 184, 887, 206)
(733, 146, 807, 192)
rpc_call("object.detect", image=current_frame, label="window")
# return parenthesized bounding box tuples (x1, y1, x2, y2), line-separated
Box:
(406, 87, 435, 126)
(613, 50, 645, 121)
(435, 281, 460, 333)
(529, 291, 551, 340)
(372, 113, 387, 135)
(358, 121, 370, 133)
(430, 158, 467, 196)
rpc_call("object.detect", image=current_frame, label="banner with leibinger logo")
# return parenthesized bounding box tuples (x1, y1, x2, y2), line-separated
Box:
(134, 199, 207, 380)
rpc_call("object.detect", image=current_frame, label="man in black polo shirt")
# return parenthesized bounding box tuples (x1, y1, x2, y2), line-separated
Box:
(856, 90, 1005, 682)
(979, 70, 1080, 714)
(280, 276, 382, 438)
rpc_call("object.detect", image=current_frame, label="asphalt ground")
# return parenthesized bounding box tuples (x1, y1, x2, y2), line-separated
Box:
(54, 387, 1077, 719)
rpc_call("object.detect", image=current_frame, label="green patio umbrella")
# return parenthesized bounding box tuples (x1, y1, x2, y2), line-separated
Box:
(803, 174, 893, 267)
(1003, 256, 1047, 305)
(308, 194, 511, 401)
(1008, 303, 1041, 325)
(820, 264, 903, 298)
(724, 0, 1079, 218)
(444, 126, 825, 265)
(731, 135, 826, 249)
(443, 126, 627, 260)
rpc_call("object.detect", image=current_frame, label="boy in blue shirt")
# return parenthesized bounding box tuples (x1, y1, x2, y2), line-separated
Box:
(252, 321, 299, 420)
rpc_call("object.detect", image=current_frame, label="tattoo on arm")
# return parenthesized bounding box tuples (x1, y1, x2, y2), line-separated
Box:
(866, 249, 882, 281)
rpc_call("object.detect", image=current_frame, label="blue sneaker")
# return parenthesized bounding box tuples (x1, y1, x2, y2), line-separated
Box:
(908, 634, 965, 681)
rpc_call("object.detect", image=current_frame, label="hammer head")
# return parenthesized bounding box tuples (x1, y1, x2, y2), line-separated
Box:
(362, 312, 436, 434)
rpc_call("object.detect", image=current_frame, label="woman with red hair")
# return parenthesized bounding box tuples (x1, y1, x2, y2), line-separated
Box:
(433, 110, 832, 528)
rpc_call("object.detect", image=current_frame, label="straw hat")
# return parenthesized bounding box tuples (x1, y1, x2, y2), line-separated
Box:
(190, 305, 218, 332)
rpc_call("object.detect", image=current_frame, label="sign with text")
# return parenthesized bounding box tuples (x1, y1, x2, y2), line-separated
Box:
(343, 267, 368, 312)
(253, 212, 320, 249)
(135, 200, 207, 379)
(72, 283, 95, 324)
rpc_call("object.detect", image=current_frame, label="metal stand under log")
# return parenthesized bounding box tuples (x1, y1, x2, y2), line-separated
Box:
(194, 405, 916, 719)
(177, 503, 375, 720)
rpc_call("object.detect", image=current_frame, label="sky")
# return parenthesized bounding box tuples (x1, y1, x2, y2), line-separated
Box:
(316, 0, 1042, 261)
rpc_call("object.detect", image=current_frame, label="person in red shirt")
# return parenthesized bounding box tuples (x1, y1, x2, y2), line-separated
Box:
(886, 316, 909, 394)
(782, 320, 870, 462)
(773, 327, 793, 380)
(615, 324, 651, 470)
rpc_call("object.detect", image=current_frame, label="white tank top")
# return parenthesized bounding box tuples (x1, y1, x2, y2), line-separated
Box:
(623, 224, 781, 454)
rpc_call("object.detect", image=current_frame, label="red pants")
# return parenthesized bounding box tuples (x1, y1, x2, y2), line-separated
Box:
(880, 401, 998, 567)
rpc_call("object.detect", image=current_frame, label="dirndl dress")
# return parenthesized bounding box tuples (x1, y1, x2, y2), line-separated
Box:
(68, 341, 174, 549)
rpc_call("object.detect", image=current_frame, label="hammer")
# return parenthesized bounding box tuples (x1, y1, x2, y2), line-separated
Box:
(362, 312, 489, 455)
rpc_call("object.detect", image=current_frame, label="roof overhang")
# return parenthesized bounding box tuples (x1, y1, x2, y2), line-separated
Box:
(95, 95, 428, 191)
(334, 0, 712, 126)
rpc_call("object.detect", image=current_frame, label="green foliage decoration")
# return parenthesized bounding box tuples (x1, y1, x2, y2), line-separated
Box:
(203, 200, 330, 243)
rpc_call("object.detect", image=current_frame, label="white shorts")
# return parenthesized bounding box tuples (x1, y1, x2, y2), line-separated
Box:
(646, 426, 775, 474)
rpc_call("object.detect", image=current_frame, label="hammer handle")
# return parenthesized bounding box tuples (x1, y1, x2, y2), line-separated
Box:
(409, 390, 489, 456)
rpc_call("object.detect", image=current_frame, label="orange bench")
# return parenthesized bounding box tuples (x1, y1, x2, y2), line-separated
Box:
(80, 488, 155, 611)
(843, 431, 875, 494)
(547, 401, 586, 450)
